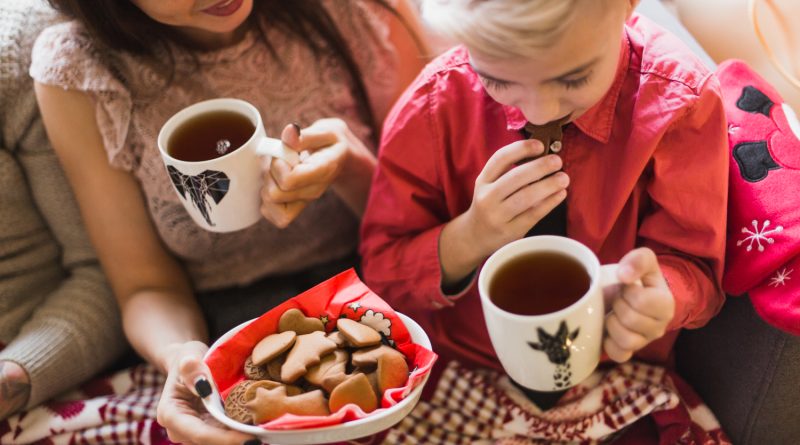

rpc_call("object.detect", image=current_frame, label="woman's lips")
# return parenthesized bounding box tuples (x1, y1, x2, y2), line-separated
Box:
(201, 0, 243, 17)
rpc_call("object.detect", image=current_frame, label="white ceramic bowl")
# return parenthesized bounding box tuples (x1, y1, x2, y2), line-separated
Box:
(202, 312, 432, 445)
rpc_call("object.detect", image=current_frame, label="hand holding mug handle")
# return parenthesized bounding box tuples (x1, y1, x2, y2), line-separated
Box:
(256, 137, 300, 167)
(600, 248, 675, 363)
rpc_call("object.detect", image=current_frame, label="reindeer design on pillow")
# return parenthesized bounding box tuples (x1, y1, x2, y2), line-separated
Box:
(528, 321, 580, 389)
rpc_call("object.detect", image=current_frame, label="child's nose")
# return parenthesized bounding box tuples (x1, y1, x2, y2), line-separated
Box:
(520, 97, 563, 126)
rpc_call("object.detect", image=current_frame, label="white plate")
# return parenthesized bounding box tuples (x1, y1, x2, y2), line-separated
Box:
(202, 312, 432, 445)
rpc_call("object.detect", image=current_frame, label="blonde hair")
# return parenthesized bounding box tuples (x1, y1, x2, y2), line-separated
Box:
(421, 0, 583, 58)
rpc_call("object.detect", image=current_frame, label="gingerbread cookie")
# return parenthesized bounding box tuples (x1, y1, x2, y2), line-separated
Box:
(305, 349, 349, 393)
(224, 380, 259, 424)
(326, 330, 349, 348)
(337, 318, 381, 347)
(351, 345, 409, 393)
(281, 331, 338, 383)
(243, 356, 270, 380)
(251, 331, 296, 366)
(278, 308, 325, 335)
(351, 345, 404, 368)
(266, 353, 285, 382)
(246, 386, 330, 424)
(243, 379, 303, 398)
(329, 373, 378, 414)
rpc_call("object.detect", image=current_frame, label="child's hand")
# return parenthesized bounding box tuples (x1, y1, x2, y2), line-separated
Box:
(439, 139, 568, 285)
(603, 248, 675, 362)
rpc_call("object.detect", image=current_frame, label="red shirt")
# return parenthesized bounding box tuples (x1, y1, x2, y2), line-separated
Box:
(360, 15, 728, 370)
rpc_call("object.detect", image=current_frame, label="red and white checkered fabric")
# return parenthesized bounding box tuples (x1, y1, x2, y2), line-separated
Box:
(0, 364, 171, 445)
(384, 361, 730, 445)
(1, 361, 729, 445)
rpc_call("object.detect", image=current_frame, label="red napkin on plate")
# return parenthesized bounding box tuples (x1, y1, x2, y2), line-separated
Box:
(204, 268, 437, 429)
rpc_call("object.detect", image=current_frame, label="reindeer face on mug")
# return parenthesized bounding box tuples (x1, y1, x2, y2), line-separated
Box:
(528, 321, 580, 365)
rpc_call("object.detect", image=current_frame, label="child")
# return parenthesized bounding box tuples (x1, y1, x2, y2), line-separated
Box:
(32, 0, 427, 443)
(362, 0, 727, 385)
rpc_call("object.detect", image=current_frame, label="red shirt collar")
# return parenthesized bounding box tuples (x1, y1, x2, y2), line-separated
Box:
(502, 31, 632, 144)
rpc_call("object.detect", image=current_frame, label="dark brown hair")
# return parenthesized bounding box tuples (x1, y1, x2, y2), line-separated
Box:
(44, 0, 408, 144)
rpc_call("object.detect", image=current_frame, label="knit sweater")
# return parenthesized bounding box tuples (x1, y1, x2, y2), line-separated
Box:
(0, 0, 126, 409)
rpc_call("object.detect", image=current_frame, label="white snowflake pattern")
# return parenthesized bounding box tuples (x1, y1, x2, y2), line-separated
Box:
(498, 408, 533, 437)
(770, 268, 793, 287)
(347, 302, 362, 312)
(737, 220, 784, 252)
(359, 309, 391, 336)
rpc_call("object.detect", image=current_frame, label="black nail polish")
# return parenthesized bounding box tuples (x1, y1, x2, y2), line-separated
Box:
(194, 378, 212, 398)
(243, 440, 262, 445)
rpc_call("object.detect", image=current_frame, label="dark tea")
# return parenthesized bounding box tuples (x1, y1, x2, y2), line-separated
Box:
(489, 250, 591, 316)
(168, 110, 255, 162)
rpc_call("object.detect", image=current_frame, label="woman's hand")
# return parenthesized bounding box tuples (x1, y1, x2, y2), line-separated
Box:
(260, 119, 376, 228)
(156, 341, 258, 445)
(0, 360, 30, 420)
(602, 248, 676, 362)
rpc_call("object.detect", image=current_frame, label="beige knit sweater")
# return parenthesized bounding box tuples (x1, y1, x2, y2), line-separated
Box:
(0, 0, 126, 409)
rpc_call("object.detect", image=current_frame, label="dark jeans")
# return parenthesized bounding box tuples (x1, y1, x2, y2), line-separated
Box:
(675, 295, 800, 444)
(197, 253, 358, 341)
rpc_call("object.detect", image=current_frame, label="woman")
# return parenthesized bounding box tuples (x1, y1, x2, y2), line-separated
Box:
(32, 1, 428, 443)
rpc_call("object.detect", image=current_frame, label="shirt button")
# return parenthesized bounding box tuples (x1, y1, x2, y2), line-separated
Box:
(550, 141, 563, 153)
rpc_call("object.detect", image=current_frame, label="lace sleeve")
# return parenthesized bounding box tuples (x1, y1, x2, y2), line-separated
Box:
(30, 23, 137, 171)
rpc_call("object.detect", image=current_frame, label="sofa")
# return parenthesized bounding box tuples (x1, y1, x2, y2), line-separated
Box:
(637, 1, 800, 443)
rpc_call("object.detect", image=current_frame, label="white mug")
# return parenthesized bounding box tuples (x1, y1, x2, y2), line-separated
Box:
(478, 236, 619, 392)
(157, 98, 299, 232)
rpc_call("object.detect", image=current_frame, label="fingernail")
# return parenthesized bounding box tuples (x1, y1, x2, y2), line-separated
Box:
(194, 378, 212, 398)
(291, 122, 301, 135)
(243, 440, 262, 445)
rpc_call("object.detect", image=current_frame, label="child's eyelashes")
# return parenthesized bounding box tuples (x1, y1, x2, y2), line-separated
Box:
(479, 74, 592, 91)
(559, 74, 592, 90)
(479, 76, 512, 91)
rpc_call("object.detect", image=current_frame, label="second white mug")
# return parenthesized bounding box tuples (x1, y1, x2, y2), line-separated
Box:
(478, 236, 619, 392)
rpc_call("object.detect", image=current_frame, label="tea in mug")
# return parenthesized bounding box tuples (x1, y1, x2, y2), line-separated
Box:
(489, 251, 591, 316)
(167, 110, 255, 162)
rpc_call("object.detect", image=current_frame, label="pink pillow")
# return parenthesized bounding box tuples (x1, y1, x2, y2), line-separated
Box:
(719, 59, 800, 335)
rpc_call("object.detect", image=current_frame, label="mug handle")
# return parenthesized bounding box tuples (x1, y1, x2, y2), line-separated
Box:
(256, 137, 301, 167)
(600, 263, 643, 306)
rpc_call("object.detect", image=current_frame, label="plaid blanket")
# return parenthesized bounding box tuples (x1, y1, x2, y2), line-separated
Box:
(0, 361, 729, 445)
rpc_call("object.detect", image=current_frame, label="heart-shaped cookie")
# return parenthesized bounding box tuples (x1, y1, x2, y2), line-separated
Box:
(328, 373, 378, 413)
(251, 330, 296, 366)
(278, 308, 325, 335)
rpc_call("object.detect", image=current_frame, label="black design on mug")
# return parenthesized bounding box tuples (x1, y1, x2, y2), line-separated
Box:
(528, 321, 580, 389)
(167, 166, 230, 226)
